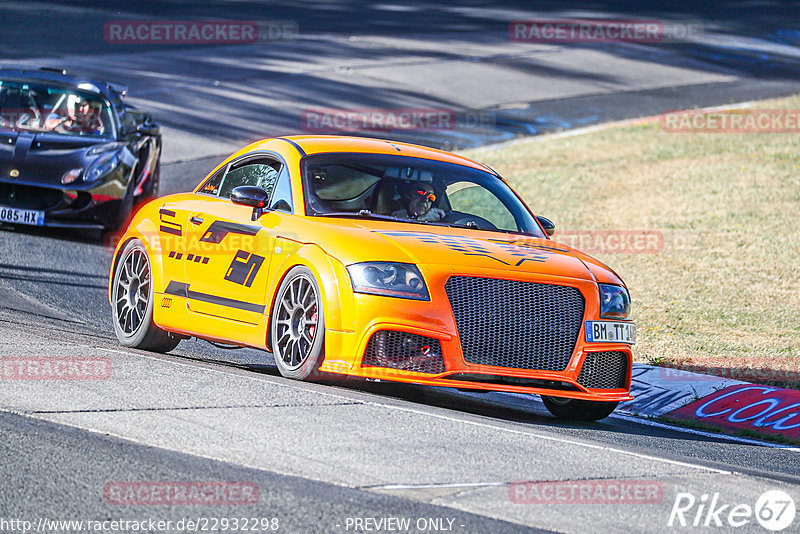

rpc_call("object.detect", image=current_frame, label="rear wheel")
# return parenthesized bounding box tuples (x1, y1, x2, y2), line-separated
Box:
(111, 239, 180, 352)
(541, 395, 619, 421)
(270, 266, 325, 380)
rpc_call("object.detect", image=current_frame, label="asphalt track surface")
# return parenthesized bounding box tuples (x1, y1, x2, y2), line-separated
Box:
(2, 2, 800, 532)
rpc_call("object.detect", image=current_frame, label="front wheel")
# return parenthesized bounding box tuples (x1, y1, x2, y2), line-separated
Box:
(270, 266, 325, 380)
(111, 239, 180, 352)
(541, 395, 619, 421)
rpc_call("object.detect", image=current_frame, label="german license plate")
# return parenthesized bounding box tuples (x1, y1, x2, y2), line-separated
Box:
(585, 321, 636, 344)
(0, 205, 44, 226)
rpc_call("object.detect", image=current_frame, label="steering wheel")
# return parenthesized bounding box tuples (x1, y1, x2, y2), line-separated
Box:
(441, 211, 496, 230)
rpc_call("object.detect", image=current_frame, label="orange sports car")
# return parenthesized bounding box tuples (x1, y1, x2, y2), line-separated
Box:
(108, 135, 635, 420)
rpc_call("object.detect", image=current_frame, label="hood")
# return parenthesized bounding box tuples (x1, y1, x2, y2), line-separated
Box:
(0, 131, 113, 187)
(310, 218, 620, 282)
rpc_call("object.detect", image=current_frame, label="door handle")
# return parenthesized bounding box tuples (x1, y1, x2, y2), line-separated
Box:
(190, 216, 204, 225)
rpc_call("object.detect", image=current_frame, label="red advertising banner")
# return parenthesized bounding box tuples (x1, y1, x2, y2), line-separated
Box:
(667, 385, 800, 440)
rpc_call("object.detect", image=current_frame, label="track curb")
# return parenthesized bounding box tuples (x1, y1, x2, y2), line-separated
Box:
(622, 363, 800, 443)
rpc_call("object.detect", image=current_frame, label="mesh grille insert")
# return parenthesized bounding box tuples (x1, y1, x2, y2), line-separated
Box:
(445, 276, 584, 371)
(577, 351, 628, 389)
(363, 330, 445, 374)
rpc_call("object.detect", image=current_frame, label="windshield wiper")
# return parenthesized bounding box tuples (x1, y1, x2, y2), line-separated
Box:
(313, 209, 408, 222)
(314, 210, 541, 237)
(451, 221, 481, 230)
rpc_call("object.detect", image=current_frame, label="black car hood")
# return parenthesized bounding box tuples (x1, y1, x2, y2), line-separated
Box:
(0, 131, 111, 188)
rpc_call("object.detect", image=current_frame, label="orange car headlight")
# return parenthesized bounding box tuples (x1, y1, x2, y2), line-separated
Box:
(347, 262, 430, 301)
(599, 283, 631, 319)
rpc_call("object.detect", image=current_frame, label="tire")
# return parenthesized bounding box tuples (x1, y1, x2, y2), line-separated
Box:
(111, 239, 180, 352)
(269, 266, 325, 380)
(541, 395, 619, 421)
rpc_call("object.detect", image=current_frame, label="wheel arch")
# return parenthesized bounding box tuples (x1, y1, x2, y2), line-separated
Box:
(108, 218, 168, 310)
(264, 243, 344, 351)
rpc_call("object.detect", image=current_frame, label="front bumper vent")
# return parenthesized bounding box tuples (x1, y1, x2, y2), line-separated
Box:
(577, 351, 628, 389)
(362, 330, 445, 374)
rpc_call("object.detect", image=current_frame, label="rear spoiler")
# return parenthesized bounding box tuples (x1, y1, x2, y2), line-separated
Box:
(107, 82, 128, 97)
(37, 67, 68, 75)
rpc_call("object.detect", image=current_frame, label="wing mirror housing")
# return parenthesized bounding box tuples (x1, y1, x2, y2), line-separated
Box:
(231, 186, 269, 221)
(136, 123, 159, 136)
(536, 215, 555, 237)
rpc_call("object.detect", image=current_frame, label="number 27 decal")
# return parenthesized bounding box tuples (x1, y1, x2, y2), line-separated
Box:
(224, 250, 265, 287)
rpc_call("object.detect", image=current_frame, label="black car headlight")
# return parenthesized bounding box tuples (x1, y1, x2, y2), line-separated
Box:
(347, 262, 429, 301)
(599, 284, 631, 319)
(84, 149, 122, 183)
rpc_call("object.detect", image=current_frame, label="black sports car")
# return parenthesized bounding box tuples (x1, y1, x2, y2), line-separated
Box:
(0, 67, 161, 233)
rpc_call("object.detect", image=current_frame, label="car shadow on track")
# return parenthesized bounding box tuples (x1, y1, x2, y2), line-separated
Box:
(0, 222, 109, 245)
(161, 346, 766, 448)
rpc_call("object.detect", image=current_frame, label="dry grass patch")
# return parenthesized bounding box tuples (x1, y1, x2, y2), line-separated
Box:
(461, 96, 800, 386)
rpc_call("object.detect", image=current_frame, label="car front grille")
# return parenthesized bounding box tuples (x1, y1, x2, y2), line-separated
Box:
(0, 183, 64, 211)
(444, 276, 584, 371)
(577, 351, 628, 389)
(362, 330, 445, 374)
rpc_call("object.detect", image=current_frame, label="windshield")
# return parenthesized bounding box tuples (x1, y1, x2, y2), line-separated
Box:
(0, 80, 114, 138)
(302, 152, 544, 237)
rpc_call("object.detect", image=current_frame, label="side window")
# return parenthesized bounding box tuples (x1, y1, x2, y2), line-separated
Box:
(219, 160, 280, 199)
(197, 166, 227, 196)
(446, 181, 517, 231)
(269, 166, 293, 213)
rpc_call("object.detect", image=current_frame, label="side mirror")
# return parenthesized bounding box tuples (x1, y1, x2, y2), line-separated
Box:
(231, 186, 269, 221)
(536, 215, 555, 237)
(136, 123, 159, 136)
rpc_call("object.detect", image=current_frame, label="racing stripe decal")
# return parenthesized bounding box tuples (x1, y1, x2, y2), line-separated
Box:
(199, 220, 261, 244)
(160, 225, 182, 236)
(224, 250, 265, 287)
(164, 281, 265, 313)
(275, 137, 307, 156)
(164, 281, 188, 298)
(159, 207, 182, 236)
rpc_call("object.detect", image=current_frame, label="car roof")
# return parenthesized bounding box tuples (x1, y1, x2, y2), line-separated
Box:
(0, 67, 126, 101)
(276, 135, 496, 173)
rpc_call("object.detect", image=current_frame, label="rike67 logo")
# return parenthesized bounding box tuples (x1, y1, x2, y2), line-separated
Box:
(668, 490, 796, 531)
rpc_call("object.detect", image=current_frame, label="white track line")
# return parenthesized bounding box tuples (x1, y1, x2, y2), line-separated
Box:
(98, 346, 786, 468)
(356, 400, 731, 474)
